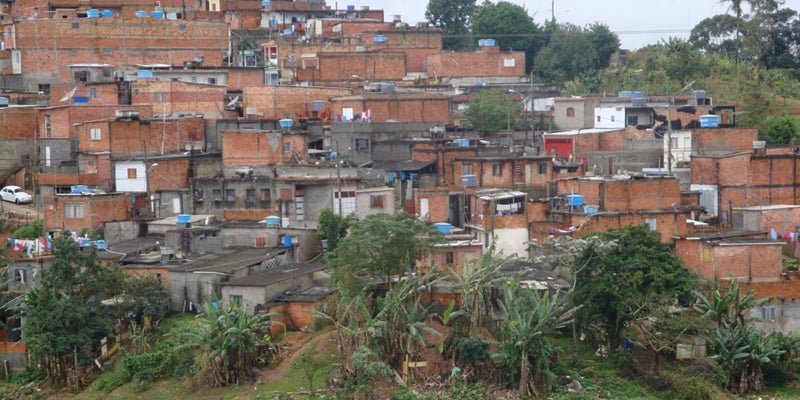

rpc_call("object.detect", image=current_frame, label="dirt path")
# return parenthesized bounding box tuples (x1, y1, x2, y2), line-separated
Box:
(261, 328, 338, 383)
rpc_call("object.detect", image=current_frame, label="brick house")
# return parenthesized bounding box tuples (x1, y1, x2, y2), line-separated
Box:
(43, 192, 132, 232)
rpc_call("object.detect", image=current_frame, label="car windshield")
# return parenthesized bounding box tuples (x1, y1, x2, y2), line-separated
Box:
(13, 188, 22, 193)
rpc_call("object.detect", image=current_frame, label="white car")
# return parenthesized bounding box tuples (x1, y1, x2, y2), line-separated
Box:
(0, 186, 33, 204)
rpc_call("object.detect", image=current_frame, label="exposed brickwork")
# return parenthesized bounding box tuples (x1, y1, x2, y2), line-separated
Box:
(242, 86, 350, 119)
(44, 193, 132, 231)
(222, 130, 308, 166)
(329, 92, 450, 124)
(425, 48, 526, 78)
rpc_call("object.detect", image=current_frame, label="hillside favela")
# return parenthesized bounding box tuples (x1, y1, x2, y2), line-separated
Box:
(0, 0, 799, 398)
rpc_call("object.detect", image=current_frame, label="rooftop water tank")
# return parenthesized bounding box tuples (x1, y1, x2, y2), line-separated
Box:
(566, 194, 584, 207)
(265, 216, 281, 226)
(433, 222, 452, 235)
(137, 70, 153, 78)
(699, 114, 719, 128)
(279, 118, 294, 129)
(177, 214, 191, 224)
(373, 35, 386, 43)
(478, 38, 496, 47)
(261, 0, 271, 7)
(347, 5, 355, 10)
(584, 205, 599, 215)
(283, 235, 293, 248)
(86, 9, 99, 18)
(0, 97, 9, 107)
(151, 10, 164, 19)
(101, 10, 113, 18)
(135, 10, 148, 17)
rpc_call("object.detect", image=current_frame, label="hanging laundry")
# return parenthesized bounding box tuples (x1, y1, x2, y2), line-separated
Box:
(771, 228, 778, 240)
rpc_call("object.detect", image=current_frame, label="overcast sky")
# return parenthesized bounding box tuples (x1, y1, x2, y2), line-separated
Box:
(355, 0, 799, 50)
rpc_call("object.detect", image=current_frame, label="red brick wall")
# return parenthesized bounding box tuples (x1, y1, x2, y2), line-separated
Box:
(558, 178, 679, 211)
(222, 130, 308, 166)
(45, 193, 132, 231)
(571, 212, 689, 242)
(149, 159, 190, 192)
(330, 92, 450, 124)
(0, 107, 37, 140)
(694, 128, 758, 153)
(425, 49, 525, 78)
(226, 68, 266, 91)
(415, 189, 450, 223)
(242, 86, 350, 119)
(14, 19, 229, 81)
(132, 81, 226, 116)
(105, 117, 204, 157)
(38, 105, 152, 139)
(318, 52, 407, 82)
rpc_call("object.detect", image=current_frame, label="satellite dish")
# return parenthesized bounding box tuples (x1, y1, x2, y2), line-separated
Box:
(226, 95, 240, 108)
(59, 86, 77, 102)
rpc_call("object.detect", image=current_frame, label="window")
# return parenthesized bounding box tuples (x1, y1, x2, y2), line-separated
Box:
(283, 142, 291, 152)
(89, 87, 97, 98)
(212, 189, 222, 202)
(370, 195, 385, 209)
(71, 22, 80, 29)
(127, 168, 137, 179)
(260, 189, 271, 204)
(130, 49, 140, 55)
(154, 92, 165, 103)
(538, 162, 548, 174)
(208, 77, 217, 84)
(246, 188, 256, 204)
(229, 295, 242, 305)
(103, 50, 112, 56)
(194, 189, 204, 203)
(445, 252, 454, 265)
(462, 164, 472, 175)
(191, 76, 197, 83)
(38, 84, 50, 95)
(44, 115, 51, 138)
(225, 189, 235, 203)
(596, 115, 601, 123)
(355, 138, 369, 151)
(492, 163, 502, 176)
(566, 107, 575, 117)
(154, 273, 163, 283)
(64, 204, 85, 218)
(627, 116, 638, 125)
(179, 24, 187, 30)
(610, 115, 615, 122)
(90, 128, 101, 140)
(644, 218, 657, 231)
(762, 306, 776, 321)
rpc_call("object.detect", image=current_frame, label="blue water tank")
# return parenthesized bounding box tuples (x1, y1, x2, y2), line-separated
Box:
(135, 10, 148, 17)
(92, 240, 108, 250)
(347, 5, 355, 10)
(279, 118, 294, 129)
(479, 38, 496, 47)
(373, 35, 386, 43)
(433, 222, 452, 235)
(261, 0, 271, 7)
(584, 205, 599, 214)
(151, 11, 164, 19)
(454, 138, 469, 147)
(699, 114, 719, 128)
(283, 235, 293, 248)
(101, 10, 114, 18)
(86, 9, 100, 18)
(265, 216, 280, 226)
(73, 97, 89, 104)
(566, 194, 584, 207)
(177, 214, 191, 224)
(137, 70, 153, 78)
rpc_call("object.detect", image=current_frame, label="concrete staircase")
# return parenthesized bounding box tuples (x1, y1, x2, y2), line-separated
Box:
(0, 162, 22, 187)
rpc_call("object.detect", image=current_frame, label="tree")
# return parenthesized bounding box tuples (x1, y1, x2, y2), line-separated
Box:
(425, 0, 477, 50)
(574, 225, 698, 351)
(18, 232, 127, 386)
(180, 297, 273, 387)
(463, 89, 520, 137)
(496, 278, 577, 398)
(471, 1, 544, 73)
(324, 211, 441, 299)
(316, 207, 351, 252)
(759, 116, 799, 145)
(534, 22, 620, 87)
(695, 280, 783, 393)
(587, 23, 621, 70)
